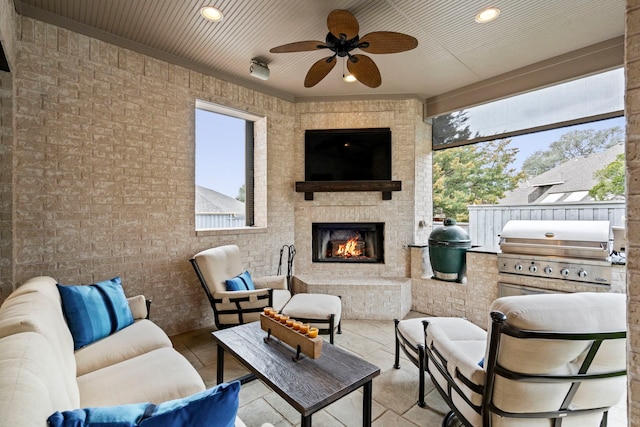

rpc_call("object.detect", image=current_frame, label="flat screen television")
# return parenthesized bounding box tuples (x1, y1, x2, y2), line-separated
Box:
(304, 128, 392, 181)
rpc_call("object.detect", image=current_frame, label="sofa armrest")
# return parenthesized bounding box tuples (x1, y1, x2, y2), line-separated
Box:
(127, 295, 148, 320)
(253, 275, 288, 290)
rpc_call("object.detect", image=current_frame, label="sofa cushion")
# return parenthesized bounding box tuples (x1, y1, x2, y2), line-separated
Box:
(48, 382, 240, 427)
(77, 347, 206, 407)
(58, 277, 134, 350)
(225, 271, 255, 291)
(75, 319, 173, 376)
(0, 332, 77, 427)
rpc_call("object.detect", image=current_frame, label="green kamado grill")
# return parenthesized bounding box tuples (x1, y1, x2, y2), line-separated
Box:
(428, 218, 471, 283)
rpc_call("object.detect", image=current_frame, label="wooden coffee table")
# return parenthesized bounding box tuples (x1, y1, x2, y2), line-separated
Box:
(212, 321, 380, 427)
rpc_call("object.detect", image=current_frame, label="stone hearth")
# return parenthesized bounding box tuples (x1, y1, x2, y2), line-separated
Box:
(292, 275, 411, 320)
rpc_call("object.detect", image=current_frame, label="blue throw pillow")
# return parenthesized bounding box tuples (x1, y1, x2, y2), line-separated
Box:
(224, 271, 255, 291)
(48, 402, 151, 427)
(47, 382, 240, 427)
(140, 381, 240, 427)
(58, 277, 134, 350)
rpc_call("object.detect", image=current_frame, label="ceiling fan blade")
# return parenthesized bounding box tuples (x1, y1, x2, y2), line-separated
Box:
(270, 40, 327, 53)
(304, 56, 337, 87)
(327, 9, 359, 40)
(347, 54, 381, 88)
(359, 32, 418, 54)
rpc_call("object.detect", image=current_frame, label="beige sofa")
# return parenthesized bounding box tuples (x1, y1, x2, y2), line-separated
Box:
(0, 276, 245, 427)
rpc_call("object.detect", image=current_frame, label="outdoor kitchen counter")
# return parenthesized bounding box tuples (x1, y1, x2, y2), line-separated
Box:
(466, 246, 499, 254)
(410, 245, 626, 329)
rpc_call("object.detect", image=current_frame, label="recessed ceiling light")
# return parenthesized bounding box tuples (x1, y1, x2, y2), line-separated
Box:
(475, 6, 500, 23)
(200, 6, 224, 22)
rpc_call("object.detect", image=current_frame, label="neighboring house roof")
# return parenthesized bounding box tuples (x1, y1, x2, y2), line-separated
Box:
(499, 143, 624, 205)
(195, 185, 245, 217)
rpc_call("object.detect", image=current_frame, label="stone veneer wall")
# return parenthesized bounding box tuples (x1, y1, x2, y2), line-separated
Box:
(0, 71, 11, 301)
(293, 99, 431, 279)
(626, 0, 640, 424)
(0, 0, 16, 304)
(5, 15, 298, 335)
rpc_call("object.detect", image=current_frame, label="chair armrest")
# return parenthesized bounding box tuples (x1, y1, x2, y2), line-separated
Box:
(127, 295, 149, 320)
(253, 275, 288, 290)
(426, 319, 486, 406)
(213, 288, 271, 303)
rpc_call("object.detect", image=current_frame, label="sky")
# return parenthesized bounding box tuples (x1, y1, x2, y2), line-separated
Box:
(506, 115, 625, 172)
(195, 109, 245, 198)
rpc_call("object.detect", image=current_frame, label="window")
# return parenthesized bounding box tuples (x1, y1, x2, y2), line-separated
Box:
(431, 68, 625, 223)
(432, 68, 624, 150)
(195, 100, 266, 230)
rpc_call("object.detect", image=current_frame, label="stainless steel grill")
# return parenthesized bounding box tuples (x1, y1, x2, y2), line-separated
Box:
(498, 220, 612, 285)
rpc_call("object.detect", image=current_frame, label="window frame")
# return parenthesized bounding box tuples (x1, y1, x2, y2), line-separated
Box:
(194, 100, 267, 232)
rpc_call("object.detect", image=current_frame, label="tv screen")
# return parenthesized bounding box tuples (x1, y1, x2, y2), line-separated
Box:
(304, 128, 392, 181)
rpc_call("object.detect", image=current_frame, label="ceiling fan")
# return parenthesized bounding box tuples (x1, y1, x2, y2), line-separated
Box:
(269, 9, 418, 88)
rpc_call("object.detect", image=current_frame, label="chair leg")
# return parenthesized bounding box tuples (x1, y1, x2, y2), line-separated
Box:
(329, 314, 335, 344)
(418, 344, 426, 407)
(393, 319, 401, 369)
(442, 411, 462, 427)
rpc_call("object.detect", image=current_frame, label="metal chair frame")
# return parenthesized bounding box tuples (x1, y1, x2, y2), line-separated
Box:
(190, 257, 274, 330)
(423, 312, 627, 427)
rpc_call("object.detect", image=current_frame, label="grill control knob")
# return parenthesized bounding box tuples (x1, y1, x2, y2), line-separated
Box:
(515, 264, 523, 271)
(529, 265, 538, 273)
(544, 267, 553, 274)
(578, 269, 588, 278)
(560, 268, 570, 277)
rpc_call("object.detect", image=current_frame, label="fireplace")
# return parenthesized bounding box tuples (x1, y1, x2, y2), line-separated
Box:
(312, 222, 384, 263)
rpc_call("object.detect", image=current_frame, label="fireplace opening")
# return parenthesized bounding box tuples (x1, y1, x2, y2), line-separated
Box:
(312, 222, 384, 263)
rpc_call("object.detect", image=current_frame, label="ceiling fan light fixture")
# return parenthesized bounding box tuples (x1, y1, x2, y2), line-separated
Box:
(200, 6, 224, 22)
(475, 6, 500, 23)
(342, 58, 357, 82)
(343, 72, 357, 83)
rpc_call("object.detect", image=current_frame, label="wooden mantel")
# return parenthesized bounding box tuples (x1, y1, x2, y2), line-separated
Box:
(295, 180, 402, 200)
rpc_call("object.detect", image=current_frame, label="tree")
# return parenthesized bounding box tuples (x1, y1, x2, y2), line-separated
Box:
(432, 110, 473, 146)
(236, 184, 245, 202)
(521, 127, 623, 177)
(433, 139, 525, 222)
(589, 153, 625, 200)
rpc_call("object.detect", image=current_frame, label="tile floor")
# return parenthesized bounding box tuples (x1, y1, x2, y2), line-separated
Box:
(170, 311, 628, 427)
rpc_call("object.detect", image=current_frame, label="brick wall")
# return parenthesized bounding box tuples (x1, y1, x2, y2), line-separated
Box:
(626, 0, 640, 424)
(9, 16, 296, 335)
(0, 71, 11, 301)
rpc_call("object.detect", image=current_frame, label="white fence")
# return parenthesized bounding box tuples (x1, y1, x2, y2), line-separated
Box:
(196, 213, 245, 229)
(467, 201, 626, 248)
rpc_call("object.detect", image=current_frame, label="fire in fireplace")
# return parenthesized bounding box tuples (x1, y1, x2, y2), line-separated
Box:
(312, 222, 384, 263)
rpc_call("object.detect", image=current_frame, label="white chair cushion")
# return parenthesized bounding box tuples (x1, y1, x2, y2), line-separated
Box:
(193, 245, 245, 293)
(396, 317, 429, 362)
(425, 317, 486, 406)
(487, 292, 626, 422)
(281, 293, 341, 327)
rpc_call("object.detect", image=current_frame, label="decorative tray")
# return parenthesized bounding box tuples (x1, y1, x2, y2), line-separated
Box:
(259, 312, 323, 360)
